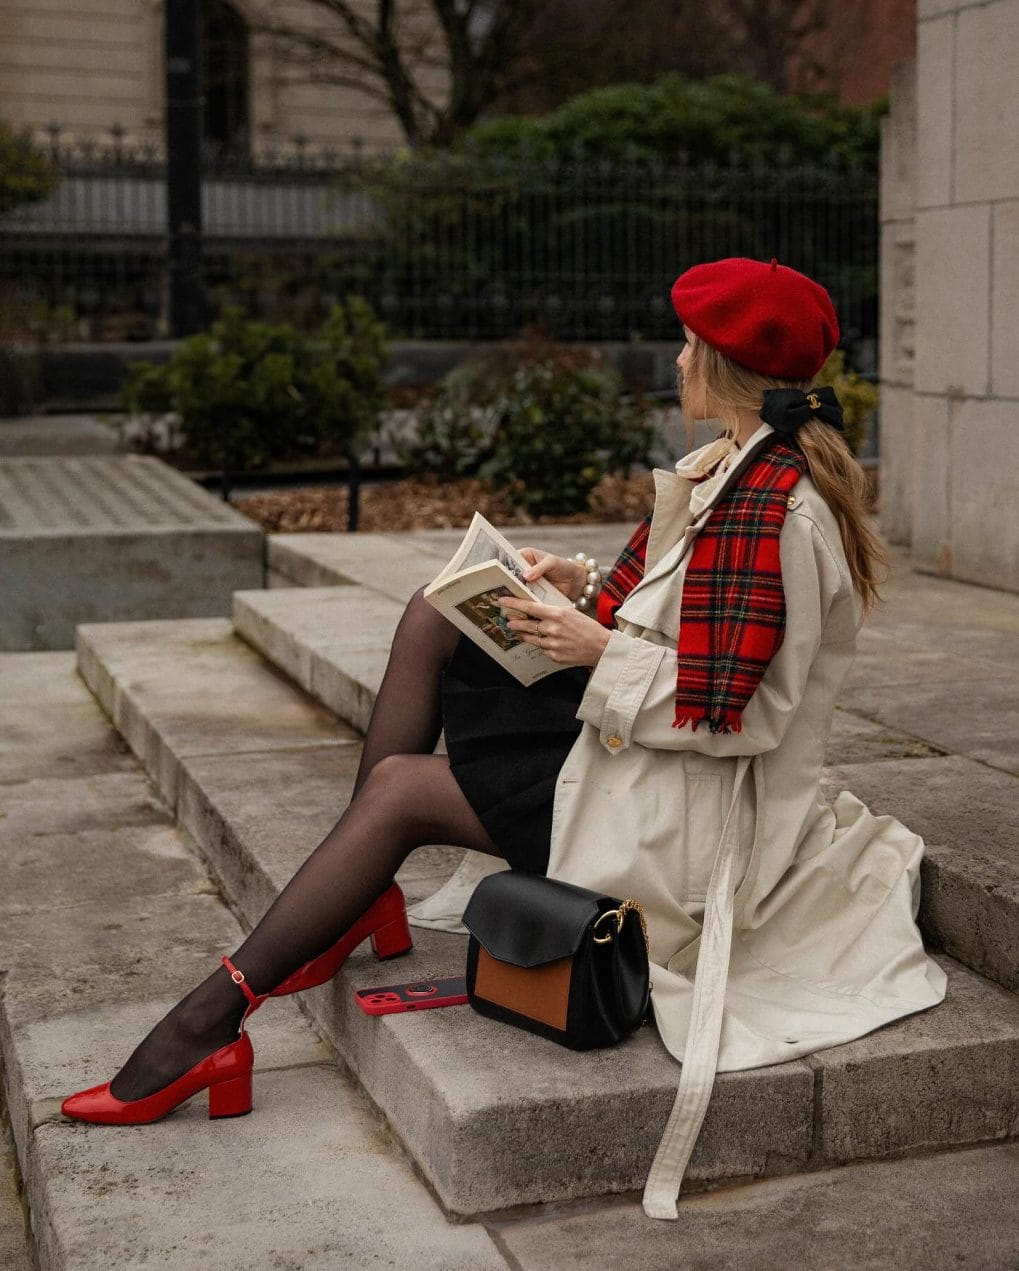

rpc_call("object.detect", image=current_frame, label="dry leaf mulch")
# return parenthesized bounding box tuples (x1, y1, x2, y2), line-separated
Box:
(233, 474, 655, 534)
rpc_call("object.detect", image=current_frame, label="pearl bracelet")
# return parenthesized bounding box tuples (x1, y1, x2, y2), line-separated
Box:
(572, 552, 603, 612)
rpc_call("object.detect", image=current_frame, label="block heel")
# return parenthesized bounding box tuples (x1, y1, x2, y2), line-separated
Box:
(208, 1071, 253, 1119)
(370, 909, 414, 960)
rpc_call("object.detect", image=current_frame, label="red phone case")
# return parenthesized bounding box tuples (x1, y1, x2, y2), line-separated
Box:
(354, 975, 468, 1016)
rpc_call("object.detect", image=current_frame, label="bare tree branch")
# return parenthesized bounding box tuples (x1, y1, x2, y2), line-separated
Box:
(254, 0, 539, 146)
(722, 0, 829, 91)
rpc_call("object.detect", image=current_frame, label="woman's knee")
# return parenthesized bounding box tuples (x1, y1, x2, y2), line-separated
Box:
(356, 753, 435, 811)
(356, 753, 467, 834)
(401, 586, 458, 654)
(405, 586, 429, 619)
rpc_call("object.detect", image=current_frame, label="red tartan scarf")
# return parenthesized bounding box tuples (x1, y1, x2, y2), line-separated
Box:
(597, 436, 808, 734)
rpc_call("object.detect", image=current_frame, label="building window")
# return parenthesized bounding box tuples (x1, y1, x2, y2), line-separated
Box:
(202, 0, 249, 159)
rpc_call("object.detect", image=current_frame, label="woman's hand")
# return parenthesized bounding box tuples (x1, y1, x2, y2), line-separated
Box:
(518, 549, 587, 602)
(497, 595, 611, 668)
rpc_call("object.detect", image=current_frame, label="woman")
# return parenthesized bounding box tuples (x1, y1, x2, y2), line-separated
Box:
(62, 258, 945, 1217)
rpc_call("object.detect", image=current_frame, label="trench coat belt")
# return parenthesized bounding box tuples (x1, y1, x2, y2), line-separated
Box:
(642, 753, 762, 1220)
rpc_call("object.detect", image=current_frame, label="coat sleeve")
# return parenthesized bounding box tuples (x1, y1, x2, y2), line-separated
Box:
(575, 512, 849, 757)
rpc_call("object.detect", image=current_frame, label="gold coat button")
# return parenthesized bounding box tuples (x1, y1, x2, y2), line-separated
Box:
(607, 735, 623, 748)
(787, 495, 798, 508)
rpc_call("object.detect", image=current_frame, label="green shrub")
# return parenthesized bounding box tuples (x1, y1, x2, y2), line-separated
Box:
(459, 74, 881, 166)
(0, 121, 58, 217)
(0, 126, 57, 414)
(121, 299, 387, 470)
(399, 360, 500, 479)
(401, 338, 660, 516)
(816, 350, 878, 455)
(306, 298, 389, 453)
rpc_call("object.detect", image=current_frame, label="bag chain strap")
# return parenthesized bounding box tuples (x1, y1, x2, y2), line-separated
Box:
(592, 898, 649, 950)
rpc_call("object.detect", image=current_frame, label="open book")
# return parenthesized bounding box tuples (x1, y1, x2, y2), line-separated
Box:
(423, 513, 573, 686)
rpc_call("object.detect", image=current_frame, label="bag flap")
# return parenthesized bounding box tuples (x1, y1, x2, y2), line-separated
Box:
(463, 871, 615, 968)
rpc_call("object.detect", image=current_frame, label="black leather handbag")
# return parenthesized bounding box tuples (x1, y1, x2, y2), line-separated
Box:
(462, 871, 651, 1051)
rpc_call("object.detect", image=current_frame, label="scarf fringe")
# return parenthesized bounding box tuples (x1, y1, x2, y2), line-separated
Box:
(673, 711, 743, 736)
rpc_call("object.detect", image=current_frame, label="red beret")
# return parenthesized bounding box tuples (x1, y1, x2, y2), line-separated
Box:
(671, 257, 839, 379)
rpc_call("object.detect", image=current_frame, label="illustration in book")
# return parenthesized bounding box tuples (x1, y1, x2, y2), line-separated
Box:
(422, 513, 574, 686)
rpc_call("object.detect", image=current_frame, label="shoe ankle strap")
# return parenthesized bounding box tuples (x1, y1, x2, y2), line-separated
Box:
(222, 956, 260, 1009)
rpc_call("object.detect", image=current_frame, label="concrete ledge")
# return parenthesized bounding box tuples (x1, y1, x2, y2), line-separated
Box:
(303, 933, 816, 1213)
(824, 756, 1019, 992)
(807, 959, 1019, 1164)
(834, 564, 1019, 775)
(0, 457, 264, 650)
(246, 919, 1019, 1215)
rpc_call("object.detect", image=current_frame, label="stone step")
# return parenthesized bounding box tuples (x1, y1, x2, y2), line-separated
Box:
(75, 619, 1019, 1216)
(496, 1143, 1019, 1270)
(1, 1120, 32, 1271)
(265, 525, 634, 595)
(233, 584, 1019, 993)
(234, 585, 402, 734)
(823, 757, 1019, 993)
(0, 652, 509, 1270)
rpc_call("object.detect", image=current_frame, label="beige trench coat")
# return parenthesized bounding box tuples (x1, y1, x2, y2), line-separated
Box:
(544, 422, 947, 1216)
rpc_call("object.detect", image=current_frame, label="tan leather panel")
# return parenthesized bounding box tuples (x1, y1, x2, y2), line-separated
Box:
(474, 948, 572, 1031)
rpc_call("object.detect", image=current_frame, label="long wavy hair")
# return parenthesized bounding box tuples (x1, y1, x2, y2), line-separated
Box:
(682, 332, 887, 612)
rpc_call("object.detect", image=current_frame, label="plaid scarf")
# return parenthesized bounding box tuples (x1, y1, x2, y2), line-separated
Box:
(597, 436, 808, 734)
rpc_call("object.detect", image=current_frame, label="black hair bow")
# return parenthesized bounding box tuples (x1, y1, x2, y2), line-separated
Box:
(759, 387, 844, 436)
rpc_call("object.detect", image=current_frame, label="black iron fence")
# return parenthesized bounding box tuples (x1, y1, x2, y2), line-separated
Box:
(0, 133, 878, 357)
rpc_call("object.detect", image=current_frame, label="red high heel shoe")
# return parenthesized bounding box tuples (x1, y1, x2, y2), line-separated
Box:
(60, 886, 412, 1126)
(268, 881, 412, 998)
(61, 958, 262, 1125)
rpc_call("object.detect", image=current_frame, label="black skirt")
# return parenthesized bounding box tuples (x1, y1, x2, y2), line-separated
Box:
(441, 637, 588, 874)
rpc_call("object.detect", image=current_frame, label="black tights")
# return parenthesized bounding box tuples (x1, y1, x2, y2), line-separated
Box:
(110, 591, 501, 1102)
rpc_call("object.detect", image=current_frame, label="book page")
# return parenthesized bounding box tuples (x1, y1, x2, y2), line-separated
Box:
(431, 513, 569, 610)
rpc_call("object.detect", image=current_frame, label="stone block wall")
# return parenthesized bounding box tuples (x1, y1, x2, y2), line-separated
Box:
(880, 0, 1019, 591)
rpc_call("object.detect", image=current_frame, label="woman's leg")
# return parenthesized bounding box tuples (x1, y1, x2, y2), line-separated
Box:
(107, 591, 471, 1103)
(110, 754, 501, 1101)
(352, 587, 461, 795)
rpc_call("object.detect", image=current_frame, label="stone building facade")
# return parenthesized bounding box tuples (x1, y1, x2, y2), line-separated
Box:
(880, 0, 1019, 592)
(0, 0, 416, 154)
(2, 0, 913, 156)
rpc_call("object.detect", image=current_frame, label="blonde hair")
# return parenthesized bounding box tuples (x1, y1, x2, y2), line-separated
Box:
(683, 332, 887, 612)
